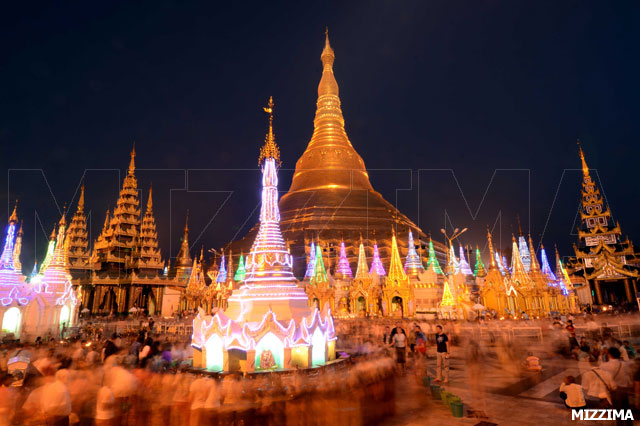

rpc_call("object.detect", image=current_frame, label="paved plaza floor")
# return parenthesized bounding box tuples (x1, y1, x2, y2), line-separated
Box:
(382, 346, 631, 426)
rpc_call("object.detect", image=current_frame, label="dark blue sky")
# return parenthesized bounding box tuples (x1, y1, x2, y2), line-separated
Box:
(2, 0, 639, 269)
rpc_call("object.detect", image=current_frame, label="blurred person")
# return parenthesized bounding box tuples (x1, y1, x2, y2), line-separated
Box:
(102, 334, 118, 363)
(600, 346, 634, 424)
(434, 325, 450, 383)
(189, 374, 210, 426)
(582, 365, 615, 407)
(566, 320, 578, 349)
(559, 376, 586, 409)
(391, 325, 407, 372)
(42, 369, 72, 426)
(466, 339, 488, 418)
(203, 377, 220, 426)
(623, 340, 635, 360)
(95, 382, 116, 426)
(382, 326, 391, 345)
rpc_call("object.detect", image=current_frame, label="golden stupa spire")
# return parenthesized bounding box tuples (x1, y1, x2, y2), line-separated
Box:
(129, 142, 136, 173)
(8, 200, 18, 224)
(577, 139, 590, 178)
(284, 30, 373, 193)
(258, 96, 281, 166)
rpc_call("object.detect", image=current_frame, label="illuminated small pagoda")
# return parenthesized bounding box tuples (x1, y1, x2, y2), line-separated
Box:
(0, 204, 31, 338)
(567, 144, 640, 306)
(192, 98, 336, 372)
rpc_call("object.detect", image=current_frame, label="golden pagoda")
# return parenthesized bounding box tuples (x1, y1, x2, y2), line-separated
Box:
(65, 184, 90, 276)
(170, 212, 193, 280)
(230, 31, 446, 276)
(76, 147, 178, 316)
(383, 229, 412, 316)
(137, 186, 164, 270)
(348, 236, 381, 316)
(567, 144, 639, 305)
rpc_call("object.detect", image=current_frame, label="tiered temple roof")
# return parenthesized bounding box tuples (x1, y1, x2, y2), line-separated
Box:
(137, 186, 164, 271)
(569, 144, 639, 281)
(65, 185, 90, 273)
(92, 147, 140, 269)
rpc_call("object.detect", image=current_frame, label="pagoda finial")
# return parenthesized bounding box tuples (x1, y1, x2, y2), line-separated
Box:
(78, 184, 85, 213)
(321, 27, 335, 69)
(577, 139, 590, 177)
(129, 142, 136, 173)
(258, 96, 281, 166)
(184, 209, 190, 233)
(147, 185, 153, 211)
(59, 204, 67, 227)
(101, 209, 110, 233)
(50, 225, 57, 240)
(9, 200, 18, 224)
(517, 214, 523, 236)
(486, 226, 496, 267)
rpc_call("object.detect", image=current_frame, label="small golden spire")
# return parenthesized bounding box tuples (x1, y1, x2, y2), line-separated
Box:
(486, 225, 496, 267)
(258, 96, 281, 166)
(129, 142, 136, 173)
(78, 184, 85, 213)
(184, 210, 190, 233)
(18, 220, 23, 236)
(147, 184, 153, 211)
(59, 204, 67, 226)
(50, 225, 57, 240)
(577, 139, 590, 177)
(8, 200, 18, 223)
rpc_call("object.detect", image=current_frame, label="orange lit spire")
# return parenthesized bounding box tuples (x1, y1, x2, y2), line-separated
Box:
(129, 142, 136, 174)
(578, 139, 590, 178)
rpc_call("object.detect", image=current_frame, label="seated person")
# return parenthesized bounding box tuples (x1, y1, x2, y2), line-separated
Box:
(559, 376, 586, 409)
(524, 352, 542, 372)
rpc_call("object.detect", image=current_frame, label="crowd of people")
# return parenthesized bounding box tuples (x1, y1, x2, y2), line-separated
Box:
(1, 311, 639, 425)
(0, 324, 397, 426)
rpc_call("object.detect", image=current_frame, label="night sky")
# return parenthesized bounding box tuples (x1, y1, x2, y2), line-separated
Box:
(2, 1, 639, 270)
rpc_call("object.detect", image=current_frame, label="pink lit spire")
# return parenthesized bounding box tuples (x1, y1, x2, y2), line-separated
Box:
(244, 97, 296, 285)
(369, 242, 386, 276)
(0, 202, 18, 270)
(335, 241, 352, 279)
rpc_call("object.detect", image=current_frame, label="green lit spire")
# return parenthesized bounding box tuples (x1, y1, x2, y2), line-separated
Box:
(425, 239, 443, 274)
(473, 246, 486, 277)
(310, 243, 328, 287)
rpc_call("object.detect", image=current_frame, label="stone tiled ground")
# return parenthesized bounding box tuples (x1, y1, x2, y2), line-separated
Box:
(381, 347, 623, 426)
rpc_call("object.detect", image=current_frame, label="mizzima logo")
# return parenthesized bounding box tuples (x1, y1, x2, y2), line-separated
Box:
(572, 409, 634, 421)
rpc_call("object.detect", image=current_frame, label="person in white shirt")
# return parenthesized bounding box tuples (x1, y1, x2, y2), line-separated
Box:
(600, 347, 633, 389)
(582, 367, 615, 405)
(559, 376, 586, 409)
(392, 326, 407, 371)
